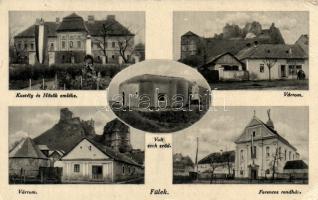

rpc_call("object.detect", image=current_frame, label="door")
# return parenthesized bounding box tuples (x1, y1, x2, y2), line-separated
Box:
(280, 65, 286, 78)
(92, 166, 103, 180)
(251, 169, 258, 180)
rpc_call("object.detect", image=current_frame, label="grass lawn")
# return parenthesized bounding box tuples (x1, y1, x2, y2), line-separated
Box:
(113, 106, 208, 133)
(210, 79, 308, 90)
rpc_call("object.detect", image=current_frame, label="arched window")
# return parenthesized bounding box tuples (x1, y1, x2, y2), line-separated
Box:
(266, 146, 270, 157)
(240, 149, 244, 160)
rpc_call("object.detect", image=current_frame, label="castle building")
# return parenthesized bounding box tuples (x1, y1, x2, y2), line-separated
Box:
(13, 13, 136, 65)
(234, 110, 300, 179)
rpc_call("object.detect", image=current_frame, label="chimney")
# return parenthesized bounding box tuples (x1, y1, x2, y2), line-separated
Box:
(56, 17, 60, 23)
(107, 15, 115, 20)
(88, 15, 94, 23)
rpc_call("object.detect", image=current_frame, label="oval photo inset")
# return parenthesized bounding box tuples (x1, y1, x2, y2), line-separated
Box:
(107, 60, 211, 133)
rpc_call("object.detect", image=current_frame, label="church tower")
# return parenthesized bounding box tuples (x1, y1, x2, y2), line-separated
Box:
(266, 109, 274, 130)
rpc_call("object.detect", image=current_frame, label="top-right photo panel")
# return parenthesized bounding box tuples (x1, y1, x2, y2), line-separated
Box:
(173, 11, 309, 90)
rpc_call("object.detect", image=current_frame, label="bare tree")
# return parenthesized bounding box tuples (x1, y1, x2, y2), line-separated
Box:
(209, 157, 218, 184)
(269, 147, 283, 182)
(263, 58, 277, 81)
(117, 35, 134, 63)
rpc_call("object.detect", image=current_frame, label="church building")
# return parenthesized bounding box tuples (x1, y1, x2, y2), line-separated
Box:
(234, 110, 301, 179)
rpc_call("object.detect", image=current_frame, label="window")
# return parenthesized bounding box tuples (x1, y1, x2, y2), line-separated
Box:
(24, 43, 28, 49)
(62, 41, 66, 49)
(158, 93, 167, 102)
(289, 65, 296, 76)
(74, 164, 80, 172)
(122, 166, 125, 174)
(30, 43, 34, 50)
(77, 41, 81, 48)
(266, 146, 270, 157)
(293, 154, 295, 160)
(251, 146, 256, 159)
(18, 43, 21, 49)
(112, 55, 115, 59)
(289, 151, 291, 160)
(69, 41, 73, 48)
(284, 150, 287, 160)
(240, 149, 244, 160)
(252, 131, 256, 137)
(112, 42, 115, 48)
(296, 65, 302, 70)
(50, 43, 54, 51)
(260, 64, 264, 73)
(265, 169, 270, 174)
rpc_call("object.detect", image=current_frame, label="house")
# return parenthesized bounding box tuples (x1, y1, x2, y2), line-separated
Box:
(295, 34, 309, 55)
(13, 13, 136, 65)
(180, 22, 285, 66)
(236, 44, 308, 80)
(173, 153, 194, 176)
(9, 137, 50, 177)
(198, 52, 248, 82)
(197, 151, 235, 178)
(55, 137, 143, 183)
(118, 74, 210, 110)
(234, 110, 301, 179)
(283, 160, 308, 179)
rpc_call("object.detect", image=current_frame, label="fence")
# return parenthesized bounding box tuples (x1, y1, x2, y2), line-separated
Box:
(9, 167, 62, 184)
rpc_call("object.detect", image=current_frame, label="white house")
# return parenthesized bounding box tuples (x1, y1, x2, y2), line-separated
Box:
(236, 44, 308, 80)
(234, 110, 300, 179)
(199, 52, 248, 81)
(55, 137, 143, 183)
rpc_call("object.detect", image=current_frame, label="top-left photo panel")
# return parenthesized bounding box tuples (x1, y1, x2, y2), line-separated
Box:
(9, 11, 145, 90)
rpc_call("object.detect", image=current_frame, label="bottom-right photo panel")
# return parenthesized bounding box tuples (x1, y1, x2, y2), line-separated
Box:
(173, 106, 308, 184)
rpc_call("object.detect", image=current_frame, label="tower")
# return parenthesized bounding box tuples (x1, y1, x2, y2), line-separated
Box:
(102, 118, 132, 153)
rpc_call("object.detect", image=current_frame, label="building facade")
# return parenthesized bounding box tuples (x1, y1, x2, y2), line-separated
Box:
(236, 44, 308, 80)
(13, 13, 136, 65)
(55, 138, 143, 183)
(234, 110, 300, 179)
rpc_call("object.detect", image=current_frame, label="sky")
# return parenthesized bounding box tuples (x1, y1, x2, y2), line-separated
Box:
(173, 11, 309, 60)
(173, 106, 309, 163)
(9, 106, 145, 150)
(9, 11, 145, 44)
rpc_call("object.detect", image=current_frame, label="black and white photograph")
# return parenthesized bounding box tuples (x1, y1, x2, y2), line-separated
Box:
(173, 107, 308, 184)
(9, 11, 145, 90)
(107, 60, 211, 133)
(174, 11, 309, 90)
(9, 107, 145, 184)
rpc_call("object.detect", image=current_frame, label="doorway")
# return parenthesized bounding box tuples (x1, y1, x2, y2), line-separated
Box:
(92, 165, 103, 180)
(280, 65, 286, 78)
(250, 169, 258, 180)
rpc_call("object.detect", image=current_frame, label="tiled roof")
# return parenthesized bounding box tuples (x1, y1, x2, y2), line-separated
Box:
(284, 160, 308, 170)
(236, 44, 308, 60)
(198, 150, 235, 164)
(62, 137, 143, 167)
(15, 22, 59, 38)
(15, 13, 134, 38)
(9, 137, 48, 159)
(57, 13, 87, 32)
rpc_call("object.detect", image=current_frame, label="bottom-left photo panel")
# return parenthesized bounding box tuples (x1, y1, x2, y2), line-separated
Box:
(8, 106, 145, 184)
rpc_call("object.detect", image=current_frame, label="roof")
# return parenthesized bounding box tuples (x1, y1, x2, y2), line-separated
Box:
(62, 137, 142, 167)
(37, 145, 49, 150)
(182, 31, 199, 37)
(15, 22, 59, 38)
(198, 151, 235, 164)
(284, 160, 308, 170)
(15, 13, 134, 38)
(236, 44, 308, 60)
(56, 13, 87, 32)
(235, 116, 297, 151)
(9, 137, 48, 159)
(120, 74, 189, 86)
(204, 52, 244, 66)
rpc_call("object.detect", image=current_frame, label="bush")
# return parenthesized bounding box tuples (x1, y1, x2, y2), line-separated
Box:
(9, 63, 129, 81)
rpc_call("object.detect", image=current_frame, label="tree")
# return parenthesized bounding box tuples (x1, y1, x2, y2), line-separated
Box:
(263, 57, 277, 81)
(269, 146, 283, 182)
(117, 34, 134, 63)
(209, 156, 218, 184)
